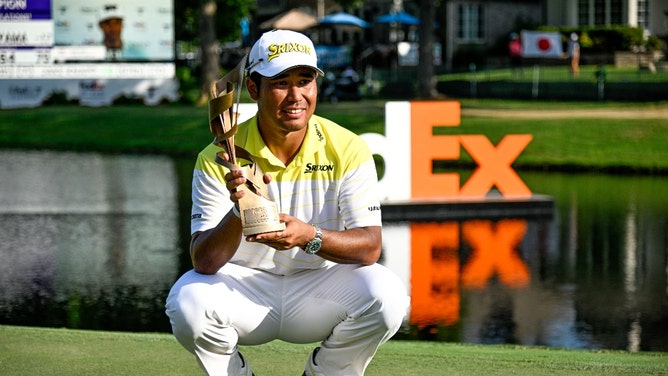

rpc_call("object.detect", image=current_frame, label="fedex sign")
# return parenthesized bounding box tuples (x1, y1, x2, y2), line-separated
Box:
(236, 101, 532, 200)
(360, 101, 533, 201)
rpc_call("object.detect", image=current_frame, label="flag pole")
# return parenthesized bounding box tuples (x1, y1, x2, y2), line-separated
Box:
(532, 64, 540, 99)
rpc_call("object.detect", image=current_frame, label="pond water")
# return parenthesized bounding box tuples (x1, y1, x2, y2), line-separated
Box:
(0, 150, 666, 352)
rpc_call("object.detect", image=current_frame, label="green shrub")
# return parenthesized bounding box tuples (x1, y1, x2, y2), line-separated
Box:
(175, 66, 200, 104)
(580, 26, 644, 52)
(545, 26, 647, 53)
(645, 35, 663, 51)
(452, 44, 487, 71)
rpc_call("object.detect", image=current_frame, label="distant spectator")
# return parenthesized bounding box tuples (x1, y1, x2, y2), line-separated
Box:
(568, 33, 580, 77)
(240, 17, 250, 47)
(340, 66, 360, 83)
(508, 32, 522, 77)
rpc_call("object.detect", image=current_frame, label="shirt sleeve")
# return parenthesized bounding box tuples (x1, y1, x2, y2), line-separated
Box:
(190, 148, 233, 235)
(337, 136, 383, 229)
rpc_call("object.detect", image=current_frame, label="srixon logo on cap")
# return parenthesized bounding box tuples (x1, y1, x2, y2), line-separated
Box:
(267, 42, 313, 61)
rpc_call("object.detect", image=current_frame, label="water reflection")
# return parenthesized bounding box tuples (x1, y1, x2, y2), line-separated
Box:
(0, 150, 179, 331)
(0, 151, 666, 352)
(384, 171, 668, 351)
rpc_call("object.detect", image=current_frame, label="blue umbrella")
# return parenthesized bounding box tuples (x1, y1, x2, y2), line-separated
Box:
(319, 12, 370, 28)
(375, 11, 419, 26)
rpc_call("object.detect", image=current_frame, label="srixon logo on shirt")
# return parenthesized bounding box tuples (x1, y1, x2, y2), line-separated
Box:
(304, 163, 334, 173)
(360, 101, 532, 201)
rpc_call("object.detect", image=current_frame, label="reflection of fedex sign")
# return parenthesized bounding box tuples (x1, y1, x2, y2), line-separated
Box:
(360, 101, 533, 201)
(382, 219, 532, 328)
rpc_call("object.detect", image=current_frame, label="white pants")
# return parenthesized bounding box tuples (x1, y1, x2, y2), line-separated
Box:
(166, 262, 409, 375)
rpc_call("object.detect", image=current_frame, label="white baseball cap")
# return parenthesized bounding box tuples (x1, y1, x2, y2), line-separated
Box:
(246, 29, 323, 78)
(98, 4, 123, 23)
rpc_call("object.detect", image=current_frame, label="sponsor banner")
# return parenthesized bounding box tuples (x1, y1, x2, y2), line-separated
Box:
(520, 30, 563, 58)
(0, 77, 179, 108)
(0, 20, 54, 47)
(0, 62, 175, 79)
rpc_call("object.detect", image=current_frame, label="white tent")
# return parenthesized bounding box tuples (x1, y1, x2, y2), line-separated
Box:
(260, 9, 318, 31)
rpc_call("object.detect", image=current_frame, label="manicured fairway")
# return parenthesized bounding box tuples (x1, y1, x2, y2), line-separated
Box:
(1, 325, 667, 375)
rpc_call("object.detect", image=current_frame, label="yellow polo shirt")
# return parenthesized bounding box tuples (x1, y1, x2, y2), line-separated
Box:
(191, 114, 382, 275)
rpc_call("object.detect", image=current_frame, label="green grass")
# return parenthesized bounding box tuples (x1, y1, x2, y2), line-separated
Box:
(1, 325, 666, 376)
(457, 97, 668, 111)
(0, 105, 207, 155)
(442, 113, 668, 172)
(437, 65, 668, 83)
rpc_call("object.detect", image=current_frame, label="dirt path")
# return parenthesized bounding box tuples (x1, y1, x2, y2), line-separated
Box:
(462, 107, 668, 119)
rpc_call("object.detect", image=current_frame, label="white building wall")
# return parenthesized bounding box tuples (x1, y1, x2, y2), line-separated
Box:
(627, 0, 638, 27)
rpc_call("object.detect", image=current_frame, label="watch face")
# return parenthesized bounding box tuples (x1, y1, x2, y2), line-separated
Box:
(306, 238, 322, 254)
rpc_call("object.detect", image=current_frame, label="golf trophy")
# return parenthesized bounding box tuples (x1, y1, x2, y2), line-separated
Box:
(208, 56, 285, 236)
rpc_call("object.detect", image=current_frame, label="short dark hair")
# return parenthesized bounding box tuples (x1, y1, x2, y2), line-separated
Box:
(249, 72, 262, 89)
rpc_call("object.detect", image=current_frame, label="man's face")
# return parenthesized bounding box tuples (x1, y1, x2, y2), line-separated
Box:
(99, 18, 123, 49)
(249, 67, 319, 135)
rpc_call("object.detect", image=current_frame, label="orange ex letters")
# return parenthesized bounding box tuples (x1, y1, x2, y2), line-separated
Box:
(360, 101, 533, 200)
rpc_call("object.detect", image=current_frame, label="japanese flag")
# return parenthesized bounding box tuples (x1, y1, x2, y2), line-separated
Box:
(520, 30, 563, 58)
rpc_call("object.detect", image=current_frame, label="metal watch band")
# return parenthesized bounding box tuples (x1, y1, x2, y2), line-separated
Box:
(304, 226, 323, 254)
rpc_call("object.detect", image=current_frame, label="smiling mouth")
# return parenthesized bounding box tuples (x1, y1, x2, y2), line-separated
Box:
(285, 109, 303, 114)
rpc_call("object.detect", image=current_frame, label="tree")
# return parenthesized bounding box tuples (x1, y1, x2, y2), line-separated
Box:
(417, 0, 438, 99)
(198, 1, 219, 105)
(174, 0, 253, 104)
(175, 0, 253, 47)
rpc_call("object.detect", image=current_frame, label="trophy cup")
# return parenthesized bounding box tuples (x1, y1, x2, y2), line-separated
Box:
(208, 56, 286, 236)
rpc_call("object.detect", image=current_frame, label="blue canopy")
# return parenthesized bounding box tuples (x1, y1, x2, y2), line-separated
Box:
(375, 11, 419, 26)
(319, 12, 370, 28)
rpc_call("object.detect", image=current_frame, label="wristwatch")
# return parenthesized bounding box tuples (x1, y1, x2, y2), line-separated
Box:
(304, 226, 323, 255)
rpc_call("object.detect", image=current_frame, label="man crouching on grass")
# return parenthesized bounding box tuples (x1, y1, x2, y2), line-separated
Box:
(165, 29, 409, 375)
